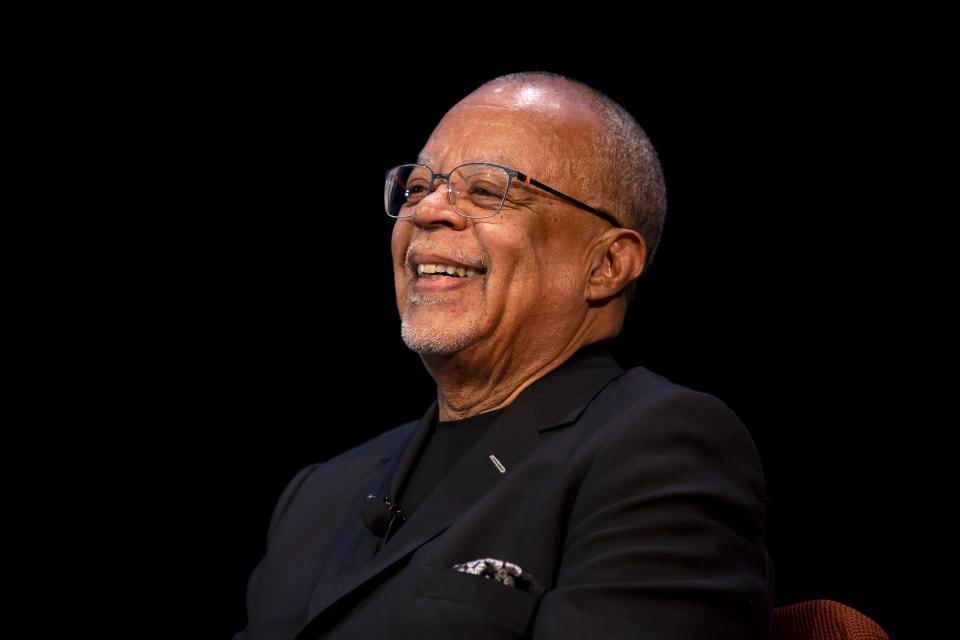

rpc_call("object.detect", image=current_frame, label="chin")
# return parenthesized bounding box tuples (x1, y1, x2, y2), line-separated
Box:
(400, 315, 480, 355)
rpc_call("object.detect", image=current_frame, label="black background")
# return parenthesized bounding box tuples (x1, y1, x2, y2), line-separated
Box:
(111, 41, 925, 639)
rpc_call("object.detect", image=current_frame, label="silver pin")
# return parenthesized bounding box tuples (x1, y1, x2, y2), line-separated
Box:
(489, 454, 506, 474)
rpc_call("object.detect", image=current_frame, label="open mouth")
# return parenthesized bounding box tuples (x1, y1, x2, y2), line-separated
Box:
(415, 263, 486, 279)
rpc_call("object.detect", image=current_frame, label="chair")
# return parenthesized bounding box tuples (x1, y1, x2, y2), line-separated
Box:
(772, 599, 889, 640)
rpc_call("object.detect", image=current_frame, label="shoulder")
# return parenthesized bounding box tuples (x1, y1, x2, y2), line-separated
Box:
(576, 363, 766, 511)
(264, 416, 422, 538)
(539, 363, 774, 638)
(591, 363, 758, 457)
(322, 416, 421, 467)
(282, 415, 422, 490)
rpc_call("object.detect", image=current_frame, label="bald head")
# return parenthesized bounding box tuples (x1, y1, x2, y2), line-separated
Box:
(461, 72, 667, 279)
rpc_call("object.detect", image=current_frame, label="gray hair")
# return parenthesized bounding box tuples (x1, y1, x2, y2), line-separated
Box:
(476, 72, 667, 302)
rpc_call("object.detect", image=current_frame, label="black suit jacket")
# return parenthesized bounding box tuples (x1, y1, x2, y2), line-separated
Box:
(236, 343, 774, 639)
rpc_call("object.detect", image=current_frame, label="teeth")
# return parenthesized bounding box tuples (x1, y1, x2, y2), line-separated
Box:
(416, 263, 484, 277)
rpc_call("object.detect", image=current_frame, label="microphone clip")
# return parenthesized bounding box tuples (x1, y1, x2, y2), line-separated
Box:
(363, 494, 407, 546)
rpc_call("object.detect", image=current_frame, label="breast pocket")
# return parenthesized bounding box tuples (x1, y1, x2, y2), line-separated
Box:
(416, 565, 542, 632)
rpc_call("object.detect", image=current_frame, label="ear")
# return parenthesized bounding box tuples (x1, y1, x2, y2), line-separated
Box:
(586, 229, 647, 302)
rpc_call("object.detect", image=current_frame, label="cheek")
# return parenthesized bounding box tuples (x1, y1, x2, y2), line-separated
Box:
(531, 235, 587, 304)
(493, 256, 580, 325)
(489, 219, 556, 283)
(490, 236, 556, 303)
(391, 220, 412, 265)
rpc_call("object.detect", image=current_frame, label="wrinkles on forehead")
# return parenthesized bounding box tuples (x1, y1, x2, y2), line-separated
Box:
(417, 152, 520, 171)
(419, 103, 566, 185)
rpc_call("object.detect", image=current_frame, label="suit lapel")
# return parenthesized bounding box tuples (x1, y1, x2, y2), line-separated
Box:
(302, 342, 626, 631)
(304, 407, 434, 606)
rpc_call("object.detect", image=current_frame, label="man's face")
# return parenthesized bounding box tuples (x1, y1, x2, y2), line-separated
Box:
(391, 89, 607, 362)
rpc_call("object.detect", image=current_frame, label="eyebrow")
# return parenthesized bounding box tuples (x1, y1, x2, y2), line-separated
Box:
(414, 154, 541, 199)
(416, 154, 522, 171)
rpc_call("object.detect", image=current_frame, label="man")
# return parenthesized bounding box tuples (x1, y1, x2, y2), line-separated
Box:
(236, 71, 774, 639)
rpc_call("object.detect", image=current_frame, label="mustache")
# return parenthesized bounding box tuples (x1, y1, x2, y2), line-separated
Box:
(405, 239, 488, 272)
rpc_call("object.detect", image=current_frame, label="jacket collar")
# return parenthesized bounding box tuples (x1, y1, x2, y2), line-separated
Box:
(384, 338, 626, 497)
(303, 340, 626, 628)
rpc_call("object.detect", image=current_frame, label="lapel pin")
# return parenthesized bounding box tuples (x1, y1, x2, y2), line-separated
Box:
(489, 454, 506, 474)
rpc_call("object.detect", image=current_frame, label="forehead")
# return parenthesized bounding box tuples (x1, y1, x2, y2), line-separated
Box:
(419, 103, 564, 178)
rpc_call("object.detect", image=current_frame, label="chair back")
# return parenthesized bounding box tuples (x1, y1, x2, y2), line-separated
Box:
(772, 599, 889, 640)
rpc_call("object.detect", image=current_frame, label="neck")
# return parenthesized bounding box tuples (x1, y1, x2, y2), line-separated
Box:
(421, 334, 606, 421)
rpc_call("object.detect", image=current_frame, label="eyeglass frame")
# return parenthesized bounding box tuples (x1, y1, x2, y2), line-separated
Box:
(384, 162, 623, 229)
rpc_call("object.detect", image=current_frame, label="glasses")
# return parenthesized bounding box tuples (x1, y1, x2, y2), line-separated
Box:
(384, 162, 622, 228)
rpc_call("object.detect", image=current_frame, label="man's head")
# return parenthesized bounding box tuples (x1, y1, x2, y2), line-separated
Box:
(390, 72, 666, 365)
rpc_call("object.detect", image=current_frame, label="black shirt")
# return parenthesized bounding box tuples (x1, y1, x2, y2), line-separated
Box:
(395, 406, 507, 520)
(392, 339, 620, 522)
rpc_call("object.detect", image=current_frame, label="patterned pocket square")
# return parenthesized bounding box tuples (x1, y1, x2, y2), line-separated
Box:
(452, 557, 544, 594)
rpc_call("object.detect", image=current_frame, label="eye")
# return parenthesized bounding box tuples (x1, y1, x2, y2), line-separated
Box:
(472, 187, 497, 198)
(404, 180, 430, 201)
(468, 181, 506, 199)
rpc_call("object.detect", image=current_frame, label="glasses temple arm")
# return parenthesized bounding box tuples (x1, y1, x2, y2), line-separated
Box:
(516, 173, 623, 228)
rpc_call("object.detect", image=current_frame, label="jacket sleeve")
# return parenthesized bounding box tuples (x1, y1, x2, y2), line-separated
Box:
(233, 462, 324, 640)
(532, 390, 774, 639)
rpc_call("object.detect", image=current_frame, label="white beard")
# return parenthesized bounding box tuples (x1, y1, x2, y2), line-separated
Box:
(400, 292, 483, 355)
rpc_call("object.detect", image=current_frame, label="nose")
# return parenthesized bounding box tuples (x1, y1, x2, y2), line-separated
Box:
(411, 177, 470, 230)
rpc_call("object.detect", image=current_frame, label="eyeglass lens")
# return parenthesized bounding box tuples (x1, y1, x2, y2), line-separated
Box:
(385, 164, 511, 219)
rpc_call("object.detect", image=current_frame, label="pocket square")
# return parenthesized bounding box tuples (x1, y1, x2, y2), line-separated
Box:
(451, 557, 544, 595)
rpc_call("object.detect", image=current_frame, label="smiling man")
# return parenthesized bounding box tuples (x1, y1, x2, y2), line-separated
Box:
(235, 72, 774, 639)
